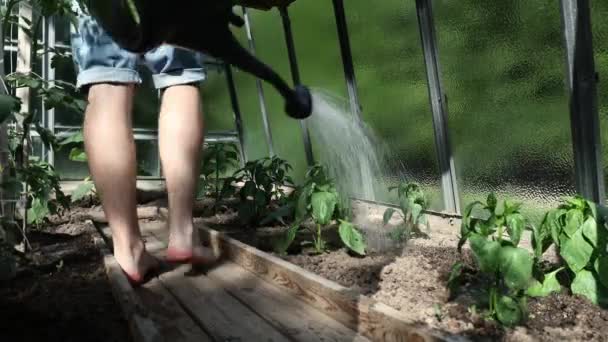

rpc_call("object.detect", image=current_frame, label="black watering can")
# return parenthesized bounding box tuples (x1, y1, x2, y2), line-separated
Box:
(86, 0, 312, 119)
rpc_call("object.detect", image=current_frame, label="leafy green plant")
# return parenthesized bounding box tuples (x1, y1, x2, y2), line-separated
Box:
(274, 165, 365, 256)
(451, 193, 541, 326)
(198, 143, 239, 207)
(221, 156, 294, 225)
(0, 1, 84, 250)
(532, 196, 608, 305)
(383, 182, 429, 243)
(56, 131, 96, 203)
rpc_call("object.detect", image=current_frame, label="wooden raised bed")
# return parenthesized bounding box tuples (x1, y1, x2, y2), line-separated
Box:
(193, 225, 452, 342)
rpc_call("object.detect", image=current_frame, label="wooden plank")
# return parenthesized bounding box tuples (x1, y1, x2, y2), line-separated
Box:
(94, 237, 162, 342)
(157, 263, 292, 342)
(206, 262, 371, 342)
(136, 277, 213, 342)
(143, 228, 367, 341)
(96, 226, 212, 342)
(197, 227, 447, 342)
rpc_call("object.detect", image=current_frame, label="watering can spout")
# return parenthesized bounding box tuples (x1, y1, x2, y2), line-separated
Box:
(87, 0, 313, 119)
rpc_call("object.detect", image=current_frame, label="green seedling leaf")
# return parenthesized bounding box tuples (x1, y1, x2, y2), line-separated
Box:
(565, 196, 585, 208)
(311, 191, 337, 226)
(274, 222, 300, 255)
(70, 181, 94, 202)
(27, 198, 50, 224)
(296, 183, 313, 221)
(383, 208, 396, 225)
(594, 256, 608, 288)
(411, 203, 423, 225)
(586, 199, 598, 219)
(527, 267, 563, 297)
(487, 193, 497, 212)
(495, 295, 523, 326)
(69, 147, 87, 162)
(499, 246, 533, 290)
(0, 94, 20, 123)
(564, 209, 583, 237)
(560, 229, 593, 272)
(447, 261, 464, 292)
(581, 217, 598, 247)
(463, 200, 484, 227)
(546, 208, 566, 246)
(506, 213, 525, 246)
(571, 269, 599, 304)
(503, 199, 522, 216)
(469, 234, 500, 274)
(338, 220, 366, 255)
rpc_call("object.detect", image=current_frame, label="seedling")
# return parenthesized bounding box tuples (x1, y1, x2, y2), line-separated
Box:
(274, 165, 366, 256)
(452, 193, 543, 326)
(222, 156, 294, 226)
(383, 182, 429, 243)
(533, 196, 608, 304)
(198, 143, 239, 209)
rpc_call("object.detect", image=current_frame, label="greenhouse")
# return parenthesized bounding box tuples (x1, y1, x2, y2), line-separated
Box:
(2, 0, 608, 340)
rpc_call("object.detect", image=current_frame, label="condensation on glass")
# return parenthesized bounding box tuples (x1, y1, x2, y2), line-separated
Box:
(434, 0, 575, 221)
(591, 1, 608, 205)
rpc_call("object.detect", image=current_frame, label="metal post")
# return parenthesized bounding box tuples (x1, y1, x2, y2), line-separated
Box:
(331, 0, 362, 118)
(241, 7, 275, 157)
(224, 64, 248, 166)
(44, 16, 56, 166)
(560, 0, 605, 203)
(415, 0, 460, 213)
(278, 6, 315, 166)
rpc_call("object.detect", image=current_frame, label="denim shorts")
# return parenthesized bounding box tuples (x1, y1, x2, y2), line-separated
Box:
(70, 15, 206, 90)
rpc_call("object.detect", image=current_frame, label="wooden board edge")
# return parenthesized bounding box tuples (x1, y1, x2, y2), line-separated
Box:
(93, 237, 163, 342)
(198, 227, 452, 342)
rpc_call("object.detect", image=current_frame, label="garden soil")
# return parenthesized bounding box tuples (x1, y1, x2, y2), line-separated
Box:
(0, 215, 130, 342)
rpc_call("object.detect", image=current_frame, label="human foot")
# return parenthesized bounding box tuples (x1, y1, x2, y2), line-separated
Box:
(167, 225, 216, 266)
(114, 241, 160, 286)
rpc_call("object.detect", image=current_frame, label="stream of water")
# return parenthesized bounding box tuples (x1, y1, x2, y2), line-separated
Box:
(306, 90, 399, 252)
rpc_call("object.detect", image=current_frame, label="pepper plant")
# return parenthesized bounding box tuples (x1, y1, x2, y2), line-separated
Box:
(274, 165, 366, 256)
(221, 156, 294, 226)
(0, 0, 83, 255)
(197, 143, 239, 208)
(383, 182, 429, 242)
(531, 196, 608, 304)
(450, 193, 540, 326)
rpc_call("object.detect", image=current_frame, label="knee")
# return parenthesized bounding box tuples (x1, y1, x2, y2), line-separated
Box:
(86, 83, 135, 105)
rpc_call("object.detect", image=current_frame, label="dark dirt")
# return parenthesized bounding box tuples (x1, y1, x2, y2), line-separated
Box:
(0, 222, 130, 342)
(195, 200, 608, 342)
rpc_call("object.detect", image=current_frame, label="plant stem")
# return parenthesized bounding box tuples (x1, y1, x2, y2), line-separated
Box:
(214, 149, 220, 213)
(316, 223, 322, 253)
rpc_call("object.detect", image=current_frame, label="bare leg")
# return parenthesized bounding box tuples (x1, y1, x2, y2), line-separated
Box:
(158, 85, 212, 260)
(84, 84, 157, 279)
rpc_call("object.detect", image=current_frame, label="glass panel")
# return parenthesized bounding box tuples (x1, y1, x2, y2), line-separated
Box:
(345, 0, 443, 208)
(591, 1, 608, 204)
(135, 139, 159, 177)
(434, 0, 575, 222)
(4, 50, 16, 78)
(133, 65, 159, 129)
(239, 9, 310, 182)
(54, 140, 89, 180)
(30, 136, 43, 162)
(53, 47, 82, 126)
(54, 16, 72, 46)
(200, 67, 241, 132)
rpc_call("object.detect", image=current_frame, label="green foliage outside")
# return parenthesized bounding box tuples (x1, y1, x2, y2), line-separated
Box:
(197, 0, 608, 222)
